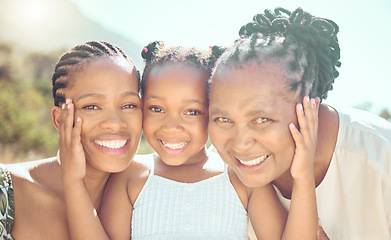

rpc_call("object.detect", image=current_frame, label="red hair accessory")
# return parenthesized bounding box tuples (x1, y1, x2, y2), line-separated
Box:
(143, 47, 148, 53)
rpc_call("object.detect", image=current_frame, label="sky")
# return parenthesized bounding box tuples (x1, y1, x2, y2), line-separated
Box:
(69, 0, 391, 114)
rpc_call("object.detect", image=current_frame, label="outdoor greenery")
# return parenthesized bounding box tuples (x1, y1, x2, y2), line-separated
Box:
(0, 42, 390, 163)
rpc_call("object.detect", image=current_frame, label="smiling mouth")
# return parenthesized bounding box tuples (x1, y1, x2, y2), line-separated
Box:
(160, 140, 188, 150)
(236, 154, 270, 166)
(94, 139, 128, 149)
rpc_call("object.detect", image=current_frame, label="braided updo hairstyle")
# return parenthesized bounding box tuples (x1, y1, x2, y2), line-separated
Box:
(213, 7, 341, 100)
(140, 41, 225, 98)
(52, 41, 140, 106)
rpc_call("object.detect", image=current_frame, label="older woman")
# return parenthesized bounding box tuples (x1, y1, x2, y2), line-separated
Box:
(208, 7, 391, 239)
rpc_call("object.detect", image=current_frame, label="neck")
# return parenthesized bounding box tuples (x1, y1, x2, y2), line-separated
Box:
(273, 103, 339, 199)
(83, 165, 111, 210)
(155, 147, 213, 182)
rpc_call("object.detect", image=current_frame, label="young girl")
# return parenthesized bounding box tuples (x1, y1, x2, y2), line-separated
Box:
(0, 40, 142, 240)
(61, 41, 320, 240)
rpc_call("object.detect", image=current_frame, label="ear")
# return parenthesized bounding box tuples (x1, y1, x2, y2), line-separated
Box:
(52, 106, 62, 131)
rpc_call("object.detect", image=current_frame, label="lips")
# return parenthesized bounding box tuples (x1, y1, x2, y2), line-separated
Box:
(160, 140, 188, 150)
(236, 154, 270, 167)
(94, 139, 128, 149)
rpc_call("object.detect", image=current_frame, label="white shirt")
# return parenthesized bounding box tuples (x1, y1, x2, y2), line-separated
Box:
(277, 107, 391, 239)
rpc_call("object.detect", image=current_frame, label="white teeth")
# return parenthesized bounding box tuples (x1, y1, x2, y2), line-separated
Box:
(161, 140, 188, 150)
(238, 155, 269, 166)
(94, 139, 127, 149)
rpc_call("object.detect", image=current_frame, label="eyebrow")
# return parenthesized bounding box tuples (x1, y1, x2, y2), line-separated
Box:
(76, 91, 139, 102)
(209, 108, 230, 116)
(209, 108, 272, 117)
(145, 95, 206, 105)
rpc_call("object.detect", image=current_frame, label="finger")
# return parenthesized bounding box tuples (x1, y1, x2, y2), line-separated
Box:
(289, 122, 304, 148)
(296, 101, 310, 141)
(307, 98, 319, 138)
(58, 102, 67, 147)
(64, 99, 75, 147)
(71, 116, 83, 152)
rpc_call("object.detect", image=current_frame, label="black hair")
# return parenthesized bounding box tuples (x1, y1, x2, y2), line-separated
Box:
(212, 7, 341, 100)
(52, 40, 140, 106)
(140, 41, 225, 98)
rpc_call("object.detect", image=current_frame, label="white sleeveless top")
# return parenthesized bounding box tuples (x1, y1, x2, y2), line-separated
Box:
(131, 153, 248, 240)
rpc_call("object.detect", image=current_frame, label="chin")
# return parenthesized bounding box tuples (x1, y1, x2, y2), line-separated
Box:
(237, 173, 269, 188)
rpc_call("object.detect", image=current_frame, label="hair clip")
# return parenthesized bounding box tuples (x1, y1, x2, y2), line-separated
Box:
(143, 48, 148, 53)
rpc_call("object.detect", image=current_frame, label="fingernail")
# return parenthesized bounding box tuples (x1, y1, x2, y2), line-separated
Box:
(76, 117, 81, 122)
(62, 103, 65, 109)
(318, 218, 322, 227)
(67, 103, 71, 109)
(66, 98, 71, 104)
(298, 103, 303, 110)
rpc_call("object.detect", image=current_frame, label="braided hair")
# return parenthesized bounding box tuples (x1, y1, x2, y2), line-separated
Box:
(52, 41, 140, 106)
(140, 41, 225, 98)
(213, 7, 341, 100)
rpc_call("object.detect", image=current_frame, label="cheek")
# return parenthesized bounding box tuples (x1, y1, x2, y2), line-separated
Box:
(209, 127, 227, 150)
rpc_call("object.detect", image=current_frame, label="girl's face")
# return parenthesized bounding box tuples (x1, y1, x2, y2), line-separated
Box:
(209, 62, 300, 187)
(142, 64, 209, 166)
(62, 58, 142, 173)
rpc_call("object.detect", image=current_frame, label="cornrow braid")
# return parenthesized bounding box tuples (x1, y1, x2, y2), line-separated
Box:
(224, 7, 341, 100)
(51, 41, 139, 106)
(140, 41, 225, 98)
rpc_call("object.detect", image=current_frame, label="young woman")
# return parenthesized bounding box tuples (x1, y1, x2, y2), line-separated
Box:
(0, 41, 142, 240)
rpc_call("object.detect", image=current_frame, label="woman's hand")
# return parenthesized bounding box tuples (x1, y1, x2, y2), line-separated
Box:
(59, 98, 86, 184)
(289, 96, 319, 181)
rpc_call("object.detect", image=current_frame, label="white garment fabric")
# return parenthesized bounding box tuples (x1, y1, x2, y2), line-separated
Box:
(131, 152, 248, 240)
(277, 107, 391, 239)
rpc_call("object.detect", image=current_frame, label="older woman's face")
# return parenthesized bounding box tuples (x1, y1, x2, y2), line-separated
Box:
(209, 62, 300, 187)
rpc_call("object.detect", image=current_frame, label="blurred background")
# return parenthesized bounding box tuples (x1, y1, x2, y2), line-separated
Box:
(1, 0, 390, 163)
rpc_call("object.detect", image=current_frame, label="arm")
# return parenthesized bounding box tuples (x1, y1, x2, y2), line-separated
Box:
(59, 99, 110, 240)
(282, 96, 319, 240)
(99, 169, 133, 240)
(247, 184, 287, 239)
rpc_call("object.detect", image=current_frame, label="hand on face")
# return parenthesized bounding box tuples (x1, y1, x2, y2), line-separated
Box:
(288, 96, 320, 180)
(59, 98, 86, 184)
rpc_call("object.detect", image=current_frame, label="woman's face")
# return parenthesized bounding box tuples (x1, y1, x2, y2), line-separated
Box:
(209, 61, 300, 187)
(63, 58, 142, 173)
(142, 64, 209, 166)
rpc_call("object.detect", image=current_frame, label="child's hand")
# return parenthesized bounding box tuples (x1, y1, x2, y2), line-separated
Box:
(288, 96, 319, 180)
(59, 99, 86, 184)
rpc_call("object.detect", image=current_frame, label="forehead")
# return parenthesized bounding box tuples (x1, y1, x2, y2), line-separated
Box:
(68, 58, 137, 94)
(147, 64, 207, 89)
(209, 62, 298, 116)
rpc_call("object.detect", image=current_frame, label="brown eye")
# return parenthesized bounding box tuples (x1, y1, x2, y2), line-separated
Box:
(83, 105, 100, 110)
(214, 117, 234, 128)
(185, 110, 201, 116)
(122, 104, 137, 109)
(253, 117, 269, 124)
(150, 106, 164, 113)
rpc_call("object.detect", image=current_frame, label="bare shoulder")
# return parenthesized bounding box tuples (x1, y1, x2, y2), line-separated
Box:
(7, 157, 61, 191)
(110, 154, 153, 204)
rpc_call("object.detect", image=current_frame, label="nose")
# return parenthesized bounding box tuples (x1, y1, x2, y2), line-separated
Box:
(231, 125, 255, 153)
(162, 113, 184, 132)
(99, 109, 127, 132)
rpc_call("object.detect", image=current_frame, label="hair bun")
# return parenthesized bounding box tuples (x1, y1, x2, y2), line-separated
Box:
(141, 41, 164, 61)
